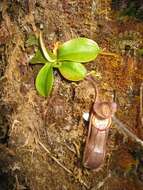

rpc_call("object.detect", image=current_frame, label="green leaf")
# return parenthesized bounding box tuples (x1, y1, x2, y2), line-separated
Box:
(59, 61, 87, 81)
(57, 38, 101, 62)
(30, 49, 48, 64)
(36, 64, 54, 96)
(39, 32, 56, 62)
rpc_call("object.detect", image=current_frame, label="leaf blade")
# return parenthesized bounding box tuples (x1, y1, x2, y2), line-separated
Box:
(59, 61, 87, 81)
(36, 64, 54, 96)
(30, 49, 48, 64)
(58, 38, 101, 62)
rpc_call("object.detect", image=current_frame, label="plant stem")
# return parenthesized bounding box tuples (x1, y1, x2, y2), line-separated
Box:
(100, 51, 118, 57)
(112, 116, 143, 147)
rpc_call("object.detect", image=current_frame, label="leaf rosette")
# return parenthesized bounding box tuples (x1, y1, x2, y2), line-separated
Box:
(29, 34, 101, 96)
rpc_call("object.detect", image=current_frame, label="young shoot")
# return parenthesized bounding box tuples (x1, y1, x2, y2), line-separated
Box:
(30, 33, 101, 97)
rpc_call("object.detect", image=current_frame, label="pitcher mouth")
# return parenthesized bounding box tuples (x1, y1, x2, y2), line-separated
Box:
(92, 117, 111, 131)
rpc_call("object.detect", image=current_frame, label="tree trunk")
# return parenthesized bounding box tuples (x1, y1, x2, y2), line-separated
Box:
(0, 0, 143, 189)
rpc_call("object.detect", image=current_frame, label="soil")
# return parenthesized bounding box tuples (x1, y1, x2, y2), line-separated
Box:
(0, 0, 143, 190)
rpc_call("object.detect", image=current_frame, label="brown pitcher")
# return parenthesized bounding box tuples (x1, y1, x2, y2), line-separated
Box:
(83, 77, 117, 170)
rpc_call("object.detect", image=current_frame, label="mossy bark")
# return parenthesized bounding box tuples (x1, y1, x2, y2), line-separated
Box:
(0, 0, 143, 189)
